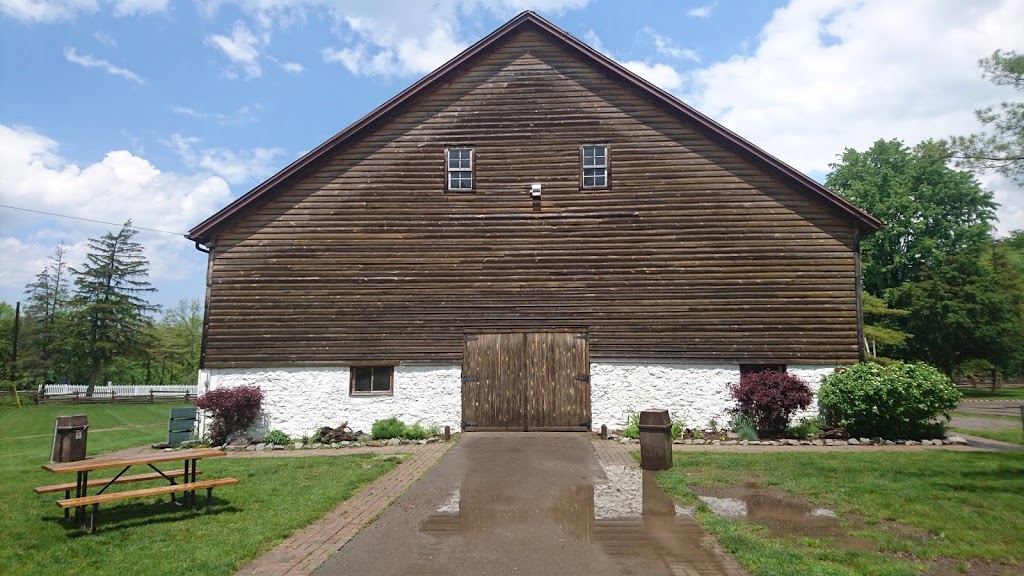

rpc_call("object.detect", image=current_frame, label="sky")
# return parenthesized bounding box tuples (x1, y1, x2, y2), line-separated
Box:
(1, 0, 1022, 313)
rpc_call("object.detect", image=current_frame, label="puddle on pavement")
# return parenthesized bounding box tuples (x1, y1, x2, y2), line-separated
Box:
(420, 463, 737, 575)
(693, 484, 876, 551)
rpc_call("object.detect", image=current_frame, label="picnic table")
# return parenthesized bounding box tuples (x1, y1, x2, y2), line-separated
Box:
(38, 448, 237, 533)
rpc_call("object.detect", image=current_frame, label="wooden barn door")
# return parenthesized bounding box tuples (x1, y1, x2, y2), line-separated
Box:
(462, 332, 590, 432)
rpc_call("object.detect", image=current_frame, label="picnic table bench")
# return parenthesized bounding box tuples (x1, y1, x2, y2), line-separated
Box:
(39, 448, 238, 533)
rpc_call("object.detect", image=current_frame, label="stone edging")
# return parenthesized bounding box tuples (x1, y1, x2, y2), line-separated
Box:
(611, 435, 969, 447)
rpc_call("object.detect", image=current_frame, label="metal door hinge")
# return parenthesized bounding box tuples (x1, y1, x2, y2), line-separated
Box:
(464, 334, 478, 341)
(576, 374, 590, 383)
(462, 376, 479, 383)
(574, 334, 589, 341)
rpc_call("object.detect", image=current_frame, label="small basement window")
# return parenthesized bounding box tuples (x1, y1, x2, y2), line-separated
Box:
(581, 144, 608, 189)
(446, 147, 474, 191)
(350, 366, 394, 395)
(739, 364, 787, 377)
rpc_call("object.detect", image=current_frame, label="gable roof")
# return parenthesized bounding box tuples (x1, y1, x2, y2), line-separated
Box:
(187, 11, 881, 242)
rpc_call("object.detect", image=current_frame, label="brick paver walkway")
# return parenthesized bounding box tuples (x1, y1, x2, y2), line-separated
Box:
(235, 442, 452, 576)
(590, 437, 637, 467)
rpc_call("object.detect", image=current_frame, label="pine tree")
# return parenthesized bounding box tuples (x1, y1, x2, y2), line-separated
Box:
(69, 222, 158, 394)
(21, 242, 71, 379)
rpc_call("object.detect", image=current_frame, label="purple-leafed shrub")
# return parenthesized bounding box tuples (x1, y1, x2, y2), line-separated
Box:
(729, 370, 813, 435)
(194, 385, 264, 445)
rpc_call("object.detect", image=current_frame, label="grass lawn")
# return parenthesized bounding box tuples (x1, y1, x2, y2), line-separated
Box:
(958, 387, 1024, 400)
(952, 427, 1024, 446)
(657, 452, 1024, 576)
(1, 403, 400, 576)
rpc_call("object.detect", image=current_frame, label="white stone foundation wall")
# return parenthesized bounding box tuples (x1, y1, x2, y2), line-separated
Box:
(589, 362, 835, 432)
(197, 366, 461, 440)
(195, 362, 836, 439)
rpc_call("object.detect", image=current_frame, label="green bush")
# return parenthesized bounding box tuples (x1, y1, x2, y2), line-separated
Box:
(671, 419, 683, 440)
(729, 414, 759, 441)
(819, 362, 961, 439)
(786, 417, 824, 439)
(622, 409, 640, 439)
(404, 422, 431, 440)
(371, 417, 408, 440)
(264, 429, 291, 446)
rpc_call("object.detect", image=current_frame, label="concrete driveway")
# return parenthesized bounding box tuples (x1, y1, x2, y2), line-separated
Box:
(313, 433, 744, 576)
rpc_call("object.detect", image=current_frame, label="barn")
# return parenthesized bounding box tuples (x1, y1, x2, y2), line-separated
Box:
(186, 12, 880, 438)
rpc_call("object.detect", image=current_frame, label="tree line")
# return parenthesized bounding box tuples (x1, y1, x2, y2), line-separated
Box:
(0, 223, 202, 393)
(829, 50, 1024, 379)
(1, 51, 1021, 386)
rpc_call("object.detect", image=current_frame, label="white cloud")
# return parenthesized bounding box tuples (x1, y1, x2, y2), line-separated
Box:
(110, 0, 166, 16)
(0, 123, 233, 292)
(584, 29, 686, 92)
(687, 2, 715, 18)
(682, 0, 1024, 234)
(165, 133, 285, 185)
(642, 27, 700, 63)
(205, 20, 264, 79)
(170, 103, 261, 125)
(0, 0, 97, 22)
(93, 31, 117, 46)
(63, 46, 145, 84)
(0, 0, 165, 21)
(202, 1, 590, 77)
(281, 61, 303, 74)
(621, 61, 685, 92)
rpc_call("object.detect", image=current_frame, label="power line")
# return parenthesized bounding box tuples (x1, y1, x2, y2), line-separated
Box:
(0, 203, 187, 236)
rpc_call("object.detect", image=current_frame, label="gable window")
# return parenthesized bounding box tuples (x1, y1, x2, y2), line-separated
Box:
(739, 364, 787, 378)
(581, 144, 608, 189)
(446, 147, 474, 191)
(350, 366, 394, 395)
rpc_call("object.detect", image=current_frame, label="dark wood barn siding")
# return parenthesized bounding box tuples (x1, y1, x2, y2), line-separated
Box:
(203, 26, 859, 369)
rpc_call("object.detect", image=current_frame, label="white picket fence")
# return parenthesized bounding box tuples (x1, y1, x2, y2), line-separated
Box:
(41, 384, 198, 396)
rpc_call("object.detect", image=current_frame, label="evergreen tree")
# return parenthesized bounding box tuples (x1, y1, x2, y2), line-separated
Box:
(68, 222, 158, 393)
(21, 242, 71, 380)
(949, 50, 1024, 185)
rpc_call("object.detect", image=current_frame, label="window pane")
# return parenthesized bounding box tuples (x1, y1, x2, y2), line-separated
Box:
(372, 367, 392, 392)
(354, 368, 372, 392)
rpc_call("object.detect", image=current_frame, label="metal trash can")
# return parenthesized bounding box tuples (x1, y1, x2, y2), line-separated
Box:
(638, 409, 673, 471)
(51, 415, 88, 463)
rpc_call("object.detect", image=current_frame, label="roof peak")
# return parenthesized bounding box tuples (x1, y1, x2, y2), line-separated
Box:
(188, 11, 879, 240)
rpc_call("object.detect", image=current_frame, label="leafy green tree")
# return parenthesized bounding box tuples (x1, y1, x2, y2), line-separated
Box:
(826, 139, 997, 295)
(888, 245, 1024, 375)
(861, 292, 911, 358)
(0, 302, 15, 379)
(68, 222, 159, 393)
(157, 298, 203, 384)
(949, 50, 1024, 185)
(20, 242, 71, 380)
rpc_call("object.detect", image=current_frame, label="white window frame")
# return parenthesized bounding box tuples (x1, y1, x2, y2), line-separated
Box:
(446, 147, 475, 191)
(581, 144, 609, 189)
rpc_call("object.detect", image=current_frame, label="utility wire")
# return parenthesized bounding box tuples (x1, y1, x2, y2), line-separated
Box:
(0, 203, 187, 236)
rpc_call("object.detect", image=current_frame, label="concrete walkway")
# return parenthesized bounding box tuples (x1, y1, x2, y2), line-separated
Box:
(312, 433, 747, 576)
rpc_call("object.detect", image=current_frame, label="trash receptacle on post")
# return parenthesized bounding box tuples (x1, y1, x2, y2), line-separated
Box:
(638, 409, 673, 471)
(51, 415, 88, 463)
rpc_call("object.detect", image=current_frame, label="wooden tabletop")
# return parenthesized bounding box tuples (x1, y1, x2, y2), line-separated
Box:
(42, 448, 226, 474)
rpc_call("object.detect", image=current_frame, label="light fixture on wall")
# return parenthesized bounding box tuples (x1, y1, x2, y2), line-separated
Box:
(530, 184, 542, 199)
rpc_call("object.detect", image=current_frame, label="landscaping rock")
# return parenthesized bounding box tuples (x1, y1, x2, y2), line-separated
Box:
(858, 438, 871, 444)
(418, 439, 427, 445)
(847, 438, 860, 445)
(386, 438, 401, 446)
(293, 442, 304, 450)
(726, 432, 740, 440)
(824, 439, 836, 446)
(722, 440, 737, 446)
(811, 440, 823, 446)
(870, 437, 883, 445)
(367, 440, 383, 447)
(946, 435, 968, 445)
(785, 439, 800, 446)
(692, 439, 705, 445)
(426, 437, 439, 444)
(799, 441, 811, 446)
(272, 444, 284, 450)
(245, 444, 257, 451)
(820, 428, 848, 439)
